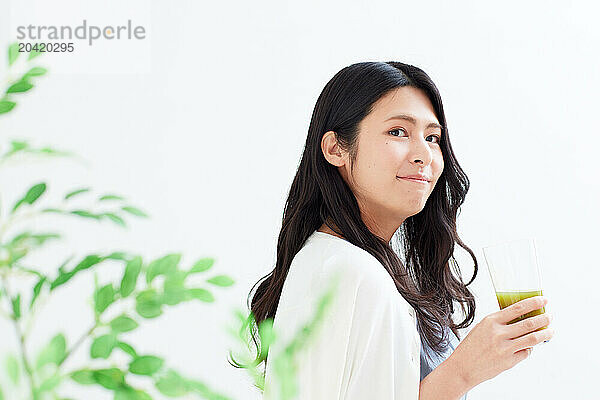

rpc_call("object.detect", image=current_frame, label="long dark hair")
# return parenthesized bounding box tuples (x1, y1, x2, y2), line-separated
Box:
(234, 61, 478, 373)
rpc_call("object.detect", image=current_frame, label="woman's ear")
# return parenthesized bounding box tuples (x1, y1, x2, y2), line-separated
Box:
(321, 130, 345, 166)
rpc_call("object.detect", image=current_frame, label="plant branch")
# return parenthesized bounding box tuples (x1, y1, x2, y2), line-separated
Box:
(59, 321, 99, 368)
(1, 275, 36, 399)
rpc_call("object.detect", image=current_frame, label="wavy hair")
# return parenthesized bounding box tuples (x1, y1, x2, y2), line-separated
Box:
(232, 61, 478, 373)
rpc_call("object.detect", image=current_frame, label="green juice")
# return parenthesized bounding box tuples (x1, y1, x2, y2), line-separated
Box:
(496, 290, 547, 332)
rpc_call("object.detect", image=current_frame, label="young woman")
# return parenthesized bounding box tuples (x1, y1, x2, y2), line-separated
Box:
(245, 61, 554, 399)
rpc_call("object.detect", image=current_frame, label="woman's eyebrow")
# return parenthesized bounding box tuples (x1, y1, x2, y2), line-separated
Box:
(384, 113, 443, 131)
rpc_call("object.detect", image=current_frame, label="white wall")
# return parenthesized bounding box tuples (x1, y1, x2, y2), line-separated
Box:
(1, 0, 597, 398)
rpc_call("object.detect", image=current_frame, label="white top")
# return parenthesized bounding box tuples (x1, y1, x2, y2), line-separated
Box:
(262, 230, 421, 400)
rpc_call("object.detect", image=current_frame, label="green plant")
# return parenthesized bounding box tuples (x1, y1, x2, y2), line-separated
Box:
(0, 40, 342, 400)
(0, 42, 236, 400)
(227, 271, 342, 400)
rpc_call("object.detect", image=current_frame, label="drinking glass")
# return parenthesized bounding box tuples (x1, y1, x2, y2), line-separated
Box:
(483, 238, 548, 340)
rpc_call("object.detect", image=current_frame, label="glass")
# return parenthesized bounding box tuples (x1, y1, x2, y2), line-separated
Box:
(483, 238, 549, 338)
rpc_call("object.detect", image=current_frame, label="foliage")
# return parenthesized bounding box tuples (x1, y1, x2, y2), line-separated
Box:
(0, 41, 340, 400)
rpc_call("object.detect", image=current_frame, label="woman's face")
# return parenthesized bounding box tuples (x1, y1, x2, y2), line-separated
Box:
(323, 86, 445, 241)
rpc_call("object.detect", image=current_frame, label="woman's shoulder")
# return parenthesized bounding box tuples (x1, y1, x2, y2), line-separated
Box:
(293, 231, 398, 296)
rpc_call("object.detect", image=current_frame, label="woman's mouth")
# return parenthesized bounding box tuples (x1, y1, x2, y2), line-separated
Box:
(396, 177, 429, 184)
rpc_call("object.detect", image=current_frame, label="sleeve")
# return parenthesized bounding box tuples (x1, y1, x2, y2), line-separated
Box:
(282, 253, 419, 400)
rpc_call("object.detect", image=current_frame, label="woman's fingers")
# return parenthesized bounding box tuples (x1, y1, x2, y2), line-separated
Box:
(496, 295, 547, 325)
(507, 312, 553, 339)
(511, 326, 555, 353)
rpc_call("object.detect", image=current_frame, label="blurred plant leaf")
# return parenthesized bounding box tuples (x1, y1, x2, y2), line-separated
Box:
(37, 370, 61, 393)
(23, 66, 47, 79)
(94, 283, 115, 314)
(121, 205, 148, 217)
(90, 334, 117, 359)
(91, 368, 125, 390)
(145, 254, 180, 284)
(6, 80, 34, 94)
(187, 257, 214, 275)
(120, 256, 142, 297)
(0, 100, 16, 114)
(206, 275, 234, 287)
(185, 288, 214, 303)
(31, 275, 47, 307)
(69, 209, 101, 220)
(11, 182, 46, 213)
(135, 289, 162, 319)
(109, 315, 138, 333)
(114, 386, 152, 400)
(35, 333, 66, 369)
(5, 354, 19, 384)
(28, 47, 42, 60)
(11, 294, 21, 319)
(129, 355, 164, 376)
(64, 187, 90, 200)
(116, 341, 137, 358)
(155, 369, 189, 397)
(98, 194, 125, 201)
(70, 369, 95, 385)
(8, 42, 19, 66)
(100, 212, 126, 227)
(50, 254, 103, 291)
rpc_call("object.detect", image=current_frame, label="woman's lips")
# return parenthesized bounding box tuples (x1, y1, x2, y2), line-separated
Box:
(396, 177, 429, 184)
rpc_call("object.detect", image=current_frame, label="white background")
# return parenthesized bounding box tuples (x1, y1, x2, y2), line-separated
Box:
(1, 0, 598, 399)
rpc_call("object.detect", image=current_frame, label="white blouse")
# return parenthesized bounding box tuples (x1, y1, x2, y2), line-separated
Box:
(263, 230, 421, 400)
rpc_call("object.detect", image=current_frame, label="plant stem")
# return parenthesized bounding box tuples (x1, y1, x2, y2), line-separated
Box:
(59, 322, 98, 368)
(1, 276, 36, 399)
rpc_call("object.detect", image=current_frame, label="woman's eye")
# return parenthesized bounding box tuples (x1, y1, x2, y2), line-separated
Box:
(388, 128, 442, 144)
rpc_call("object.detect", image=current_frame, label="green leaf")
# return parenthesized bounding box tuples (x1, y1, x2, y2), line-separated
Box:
(11, 182, 46, 213)
(23, 66, 47, 78)
(100, 212, 126, 227)
(0, 100, 16, 114)
(35, 333, 66, 369)
(50, 254, 103, 291)
(116, 341, 137, 358)
(8, 42, 19, 66)
(64, 187, 90, 200)
(91, 368, 125, 390)
(129, 355, 164, 376)
(135, 289, 162, 319)
(109, 315, 138, 333)
(6, 354, 19, 384)
(187, 257, 214, 275)
(114, 386, 152, 400)
(70, 369, 95, 385)
(28, 47, 42, 60)
(120, 256, 142, 297)
(94, 283, 115, 314)
(11, 294, 21, 319)
(162, 270, 187, 305)
(185, 288, 214, 303)
(155, 369, 189, 397)
(98, 194, 125, 201)
(90, 334, 117, 359)
(145, 254, 180, 284)
(70, 209, 101, 219)
(38, 372, 61, 392)
(105, 252, 129, 260)
(258, 319, 275, 359)
(6, 80, 34, 94)
(121, 205, 148, 217)
(206, 274, 235, 287)
(31, 276, 47, 307)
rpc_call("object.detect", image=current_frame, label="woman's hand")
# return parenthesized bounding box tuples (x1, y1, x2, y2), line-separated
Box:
(448, 295, 555, 389)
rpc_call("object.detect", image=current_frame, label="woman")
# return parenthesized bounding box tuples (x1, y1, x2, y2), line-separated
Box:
(243, 61, 554, 399)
